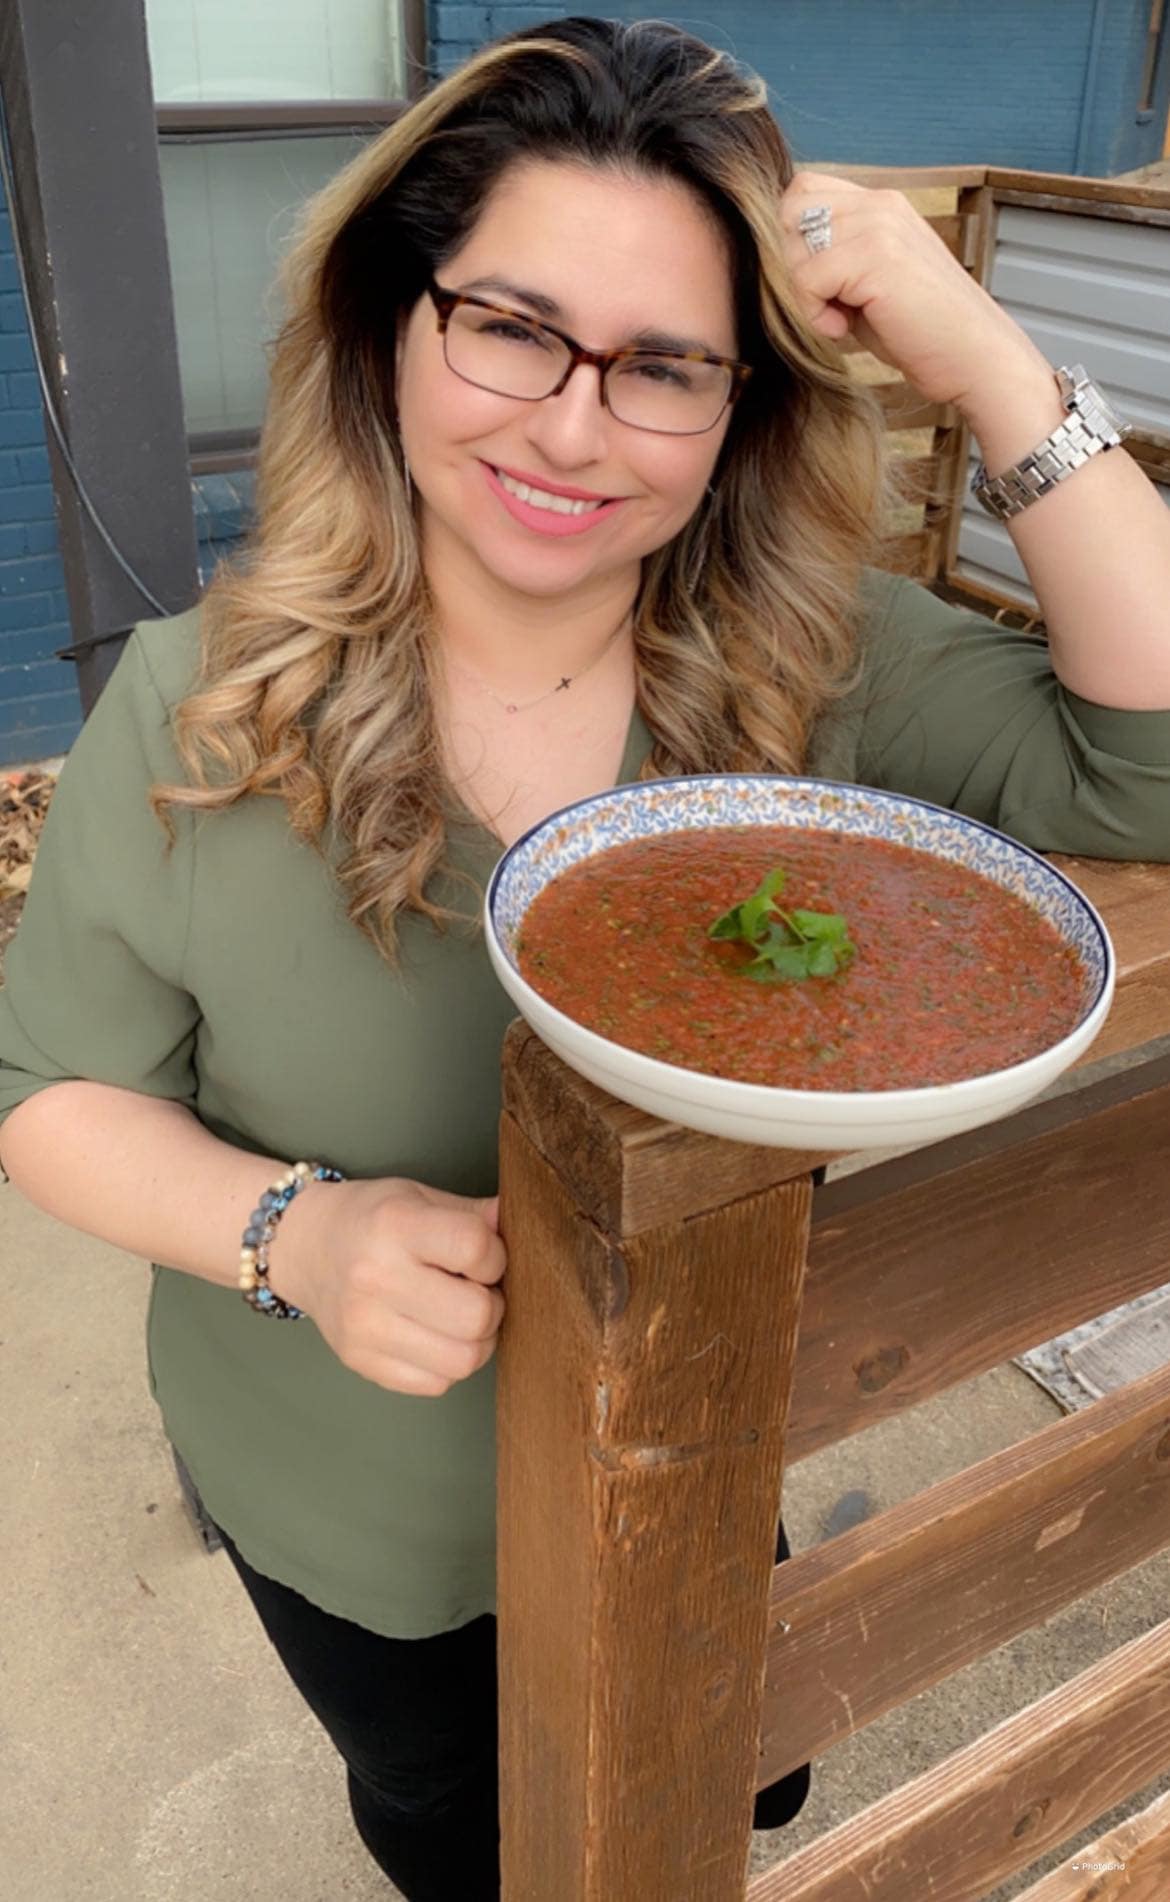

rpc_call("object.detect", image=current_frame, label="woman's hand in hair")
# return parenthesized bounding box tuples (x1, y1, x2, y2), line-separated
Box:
(272, 1176, 506, 1396)
(779, 167, 1053, 419)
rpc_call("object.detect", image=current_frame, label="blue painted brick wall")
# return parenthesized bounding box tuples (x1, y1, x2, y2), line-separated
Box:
(0, 192, 258, 767)
(427, 1, 1162, 174)
(0, 195, 79, 767)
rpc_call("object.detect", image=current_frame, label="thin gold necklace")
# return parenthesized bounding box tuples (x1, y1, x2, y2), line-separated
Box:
(444, 609, 631, 715)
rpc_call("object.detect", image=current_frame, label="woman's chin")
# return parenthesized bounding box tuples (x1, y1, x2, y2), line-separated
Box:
(469, 535, 620, 599)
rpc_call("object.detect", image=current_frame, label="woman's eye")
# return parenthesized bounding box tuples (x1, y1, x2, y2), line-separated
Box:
(480, 319, 549, 348)
(625, 358, 692, 389)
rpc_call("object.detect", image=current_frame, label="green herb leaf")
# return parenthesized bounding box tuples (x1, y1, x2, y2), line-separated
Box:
(790, 909, 848, 944)
(707, 866, 857, 983)
(707, 902, 747, 940)
(806, 940, 840, 977)
(746, 941, 814, 981)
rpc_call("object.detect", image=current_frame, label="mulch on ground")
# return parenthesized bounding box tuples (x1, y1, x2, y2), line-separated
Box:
(0, 768, 56, 983)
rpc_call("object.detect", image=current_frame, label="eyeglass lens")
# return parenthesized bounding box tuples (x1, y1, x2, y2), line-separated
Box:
(444, 304, 732, 433)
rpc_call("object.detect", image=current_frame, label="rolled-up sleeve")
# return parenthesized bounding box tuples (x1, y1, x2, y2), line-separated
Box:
(856, 573, 1170, 859)
(0, 626, 200, 1182)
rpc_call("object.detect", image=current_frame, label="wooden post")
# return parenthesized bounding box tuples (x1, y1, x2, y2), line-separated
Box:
(496, 1022, 819, 1900)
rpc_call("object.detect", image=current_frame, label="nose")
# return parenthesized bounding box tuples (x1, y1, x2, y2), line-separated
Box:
(521, 360, 612, 471)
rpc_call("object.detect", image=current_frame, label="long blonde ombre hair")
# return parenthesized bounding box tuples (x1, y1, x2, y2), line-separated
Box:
(149, 16, 908, 964)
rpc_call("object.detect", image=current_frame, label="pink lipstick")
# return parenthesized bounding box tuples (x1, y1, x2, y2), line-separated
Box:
(481, 462, 627, 539)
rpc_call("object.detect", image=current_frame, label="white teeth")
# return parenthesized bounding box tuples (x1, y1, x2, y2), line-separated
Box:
(495, 468, 605, 515)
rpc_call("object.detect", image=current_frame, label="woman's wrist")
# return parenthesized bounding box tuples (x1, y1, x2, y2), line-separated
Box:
(254, 1172, 335, 1314)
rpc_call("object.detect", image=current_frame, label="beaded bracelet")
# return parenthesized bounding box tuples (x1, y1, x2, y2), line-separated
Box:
(239, 1159, 348, 1319)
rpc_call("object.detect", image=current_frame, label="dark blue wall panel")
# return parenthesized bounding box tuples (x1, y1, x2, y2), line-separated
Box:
(428, 1, 1167, 176)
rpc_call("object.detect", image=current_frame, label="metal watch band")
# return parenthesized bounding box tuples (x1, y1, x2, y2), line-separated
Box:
(971, 364, 1131, 523)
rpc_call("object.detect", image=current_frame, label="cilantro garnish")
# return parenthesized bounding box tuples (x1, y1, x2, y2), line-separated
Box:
(708, 866, 857, 982)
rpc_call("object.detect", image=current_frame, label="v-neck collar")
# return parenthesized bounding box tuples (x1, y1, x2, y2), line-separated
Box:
(446, 698, 655, 862)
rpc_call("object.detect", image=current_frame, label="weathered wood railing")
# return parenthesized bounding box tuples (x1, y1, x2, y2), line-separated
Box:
(496, 851, 1170, 1899)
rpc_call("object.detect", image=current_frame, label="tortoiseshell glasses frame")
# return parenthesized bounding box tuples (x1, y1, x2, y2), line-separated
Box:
(425, 279, 754, 435)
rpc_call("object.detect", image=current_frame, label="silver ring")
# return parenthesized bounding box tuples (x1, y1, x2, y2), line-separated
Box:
(798, 204, 833, 254)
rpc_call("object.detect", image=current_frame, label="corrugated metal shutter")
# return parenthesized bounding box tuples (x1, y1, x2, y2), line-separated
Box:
(953, 204, 1170, 610)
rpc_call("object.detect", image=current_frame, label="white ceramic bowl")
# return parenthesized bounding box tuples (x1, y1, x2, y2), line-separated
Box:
(484, 776, 1115, 1151)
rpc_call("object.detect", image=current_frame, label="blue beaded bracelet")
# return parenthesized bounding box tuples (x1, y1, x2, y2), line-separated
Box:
(239, 1160, 347, 1318)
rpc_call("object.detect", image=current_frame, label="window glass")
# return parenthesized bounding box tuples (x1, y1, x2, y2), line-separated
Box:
(145, 0, 404, 104)
(159, 135, 372, 435)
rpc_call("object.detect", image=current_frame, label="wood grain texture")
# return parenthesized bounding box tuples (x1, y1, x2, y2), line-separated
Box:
(1010, 1787, 1170, 1899)
(747, 1620, 1170, 1902)
(787, 1057, 1170, 1461)
(496, 1108, 811, 1901)
(984, 171, 1170, 214)
(990, 185, 1170, 226)
(756, 1359, 1170, 1782)
(1055, 858, 1170, 1067)
(500, 1019, 829, 1232)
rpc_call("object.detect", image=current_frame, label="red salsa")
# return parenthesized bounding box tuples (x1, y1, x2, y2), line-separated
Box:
(514, 826, 1087, 1091)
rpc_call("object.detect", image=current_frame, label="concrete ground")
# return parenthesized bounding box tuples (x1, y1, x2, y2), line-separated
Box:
(6, 1180, 1170, 1901)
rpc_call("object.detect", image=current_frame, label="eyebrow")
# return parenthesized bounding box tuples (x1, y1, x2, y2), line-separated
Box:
(455, 274, 726, 358)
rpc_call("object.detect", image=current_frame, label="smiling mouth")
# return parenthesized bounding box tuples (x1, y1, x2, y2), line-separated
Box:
(491, 466, 612, 516)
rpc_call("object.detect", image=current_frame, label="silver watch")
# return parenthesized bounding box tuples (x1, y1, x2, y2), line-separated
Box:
(970, 363, 1132, 521)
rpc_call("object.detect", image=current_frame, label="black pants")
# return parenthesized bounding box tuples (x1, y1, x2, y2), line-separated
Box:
(214, 1516, 809, 1901)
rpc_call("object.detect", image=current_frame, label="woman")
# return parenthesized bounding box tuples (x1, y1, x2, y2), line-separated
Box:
(1, 16, 1168, 1900)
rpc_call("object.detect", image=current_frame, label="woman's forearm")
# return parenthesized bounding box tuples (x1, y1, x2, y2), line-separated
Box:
(0, 1081, 318, 1291)
(956, 344, 1170, 710)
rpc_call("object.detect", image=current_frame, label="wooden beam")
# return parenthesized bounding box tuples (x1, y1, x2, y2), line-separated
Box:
(1053, 859, 1170, 1067)
(986, 176, 1170, 222)
(756, 1358, 1170, 1781)
(787, 1053, 1170, 1460)
(496, 1085, 813, 1900)
(499, 1020, 828, 1232)
(1010, 1786, 1170, 1898)
(747, 1618, 1170, 1902)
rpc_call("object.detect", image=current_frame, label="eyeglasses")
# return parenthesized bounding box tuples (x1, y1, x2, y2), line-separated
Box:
(426, 280, 753, 436)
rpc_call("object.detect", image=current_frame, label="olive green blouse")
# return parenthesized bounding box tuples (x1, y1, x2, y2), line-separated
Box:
(2, 566, 1169, 1636)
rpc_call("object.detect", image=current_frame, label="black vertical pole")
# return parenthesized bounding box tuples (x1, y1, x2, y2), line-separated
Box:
(0, 0, 199, 713)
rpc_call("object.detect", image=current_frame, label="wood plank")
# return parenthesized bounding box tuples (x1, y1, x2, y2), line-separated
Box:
(1126, 433, 1170, 486)
(984, 169, 1170, 214)
(825, 163, 1170, 215)
(746, 1618, 1170, 1902)
(812, 162, 989, 193)
(1053, 859, 1170, 1067)
(785, 1055, 1170, 1461)
(499, 1020, 829, 1232)
(1011, 1787, 1170, 1899)
(989, 188, 1170, 229)
(496, 1110, 811, 1901)
(755, 1358, 1170, 1782)
(923, 211, 962, 254)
